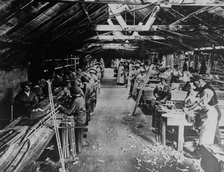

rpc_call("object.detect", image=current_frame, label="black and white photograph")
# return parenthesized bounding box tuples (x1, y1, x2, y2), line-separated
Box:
(1, 0, 224, 171)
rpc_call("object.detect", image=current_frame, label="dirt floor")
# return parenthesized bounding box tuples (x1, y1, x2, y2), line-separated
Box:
(68, 68, 202, 172)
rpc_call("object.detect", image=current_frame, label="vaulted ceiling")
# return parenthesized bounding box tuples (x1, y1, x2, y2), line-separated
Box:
(1, 0, 224, 69)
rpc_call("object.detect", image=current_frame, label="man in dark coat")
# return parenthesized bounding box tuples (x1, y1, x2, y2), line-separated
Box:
(14, 81, 39, 118)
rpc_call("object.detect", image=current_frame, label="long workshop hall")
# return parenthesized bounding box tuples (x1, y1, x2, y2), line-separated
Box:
(69, 68, 200, 172)
(1, 0, 224, 172)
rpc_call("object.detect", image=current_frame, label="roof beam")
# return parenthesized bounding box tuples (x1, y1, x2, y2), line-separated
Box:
(53, 3, 104, 41)
(24, 4, 75, 40)
(0, 0, 34, 26)
(170, 7, 224, 43)
(49, 4, 101, 43)
(80, 4, 99, 35)
(6, 2, 57, 35)
(37, 0, 224, 7)
(194, 46, 224, 51)
(95, 24, 198, 32)
(143, 5, 160, 30)
(171, 6, 214, 25)
(89, 35, 165, 41)
(108, 4, 128, 30)
(107, 18, 124, 37)
(85, 43, 139, 49)
(50, 4, 107, 43)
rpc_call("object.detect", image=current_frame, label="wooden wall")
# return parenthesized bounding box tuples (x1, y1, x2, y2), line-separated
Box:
(0, 68, 28, 128)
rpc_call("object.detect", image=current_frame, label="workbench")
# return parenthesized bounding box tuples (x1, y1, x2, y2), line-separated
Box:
(0, 89, 66, 172)
(155, 103, 192, 152)
(161, 111, 192, 152)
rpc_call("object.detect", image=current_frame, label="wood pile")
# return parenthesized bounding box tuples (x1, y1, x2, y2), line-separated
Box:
(0, 91, 65, 172)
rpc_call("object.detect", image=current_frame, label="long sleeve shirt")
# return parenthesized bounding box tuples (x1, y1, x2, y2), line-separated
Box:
(14, 91, 39, 116)
(69, 96, 86, 125)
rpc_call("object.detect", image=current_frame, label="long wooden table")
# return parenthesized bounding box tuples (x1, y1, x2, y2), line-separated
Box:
(0, 89, 66, 172)
(160, 109, 192, 152)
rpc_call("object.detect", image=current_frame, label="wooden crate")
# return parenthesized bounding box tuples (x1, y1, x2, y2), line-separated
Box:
(171, 90, 188, 101)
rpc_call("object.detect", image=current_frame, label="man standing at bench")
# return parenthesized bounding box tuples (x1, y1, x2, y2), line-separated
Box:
(60, 85, 86, 153)
(192, 74, 222, 144)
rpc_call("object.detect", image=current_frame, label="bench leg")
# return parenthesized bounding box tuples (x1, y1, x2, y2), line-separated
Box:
(75, 128, 83, 154)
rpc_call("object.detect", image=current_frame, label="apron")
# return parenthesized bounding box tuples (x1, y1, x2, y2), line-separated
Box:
(199, 105, 218, 145)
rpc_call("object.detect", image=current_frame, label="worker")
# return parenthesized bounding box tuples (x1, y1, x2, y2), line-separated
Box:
(184, 81, 199, 106)
(180, 70, 193, 83)
(71, 79, 85, 98)
(135, 68, 146, 87)
(159, 66, 172, 82)
(117, 62, 125, 85)
(182, 58, 188, 72)
(153, 77, 171, 103)
(131, 65, 141, 97)
(187, 75, 222, 145)
(60, 86, 86, 125)
(81, 75, 92, 123)
(89, 69, 98, 114)
(135, 68, 147, 101)
(171, 64, 182, 83)
(151, 77, 171, 129)
(57, 80, 72, 108)
(33, 79, 48, 101)
(183, 75, 222, 159)
(150, 66, 159, 78)
(14, 81, 39, 118)
(60, 86, 87, 153)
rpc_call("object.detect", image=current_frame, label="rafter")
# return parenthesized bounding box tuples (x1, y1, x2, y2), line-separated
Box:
(6, 2, 58, 35)
(171, 6, 215, 25)
(95, 24, 198, 32)
(170, 7, 224, 43)
(108, 4, 128, 30)
(37, 0, 224, 7)
(143, 5, 160, 30)
(88, 35, 165, 41)
(107, 18, 124, 37)
(49, 4, 102, 43)
(159, 29, 195, 39)
(80, 4, 99, 35)
(0, 0, 34, 26)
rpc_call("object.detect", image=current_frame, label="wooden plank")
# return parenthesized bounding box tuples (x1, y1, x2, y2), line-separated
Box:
(95, 24, 198, 32)
(143, 5, 160, 31)
(171, 6, 214, 25)
(0, 126, 30, 170)
(89, 35, 165, 41)
(178, 125, 184, 152)
(19, 126, 55, 172)
(161, 120, 166, 145)
(37, 0, 224, 7)
(108, 4, 128, 30)
(70, 117, 76, 157)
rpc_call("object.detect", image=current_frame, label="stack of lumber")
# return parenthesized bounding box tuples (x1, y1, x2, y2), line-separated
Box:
(0, 89, 65, 172)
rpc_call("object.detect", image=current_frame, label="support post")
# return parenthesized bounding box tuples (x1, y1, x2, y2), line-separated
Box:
(132, 70, 151, 116)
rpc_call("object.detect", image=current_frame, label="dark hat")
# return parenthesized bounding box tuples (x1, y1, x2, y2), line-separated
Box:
(71, 86, 82, 97)
(174, 64, 178, 68)
(89, 69, 97, 74)
(81, 76, 89, 83)
(189, 76, 196, 83)
(21, 81, 32, 89)
(159, 76, 168, 81)
(191, 74, 203, 81)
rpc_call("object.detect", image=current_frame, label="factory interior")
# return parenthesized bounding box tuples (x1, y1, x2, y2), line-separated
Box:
(1, 0, 224, 171)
